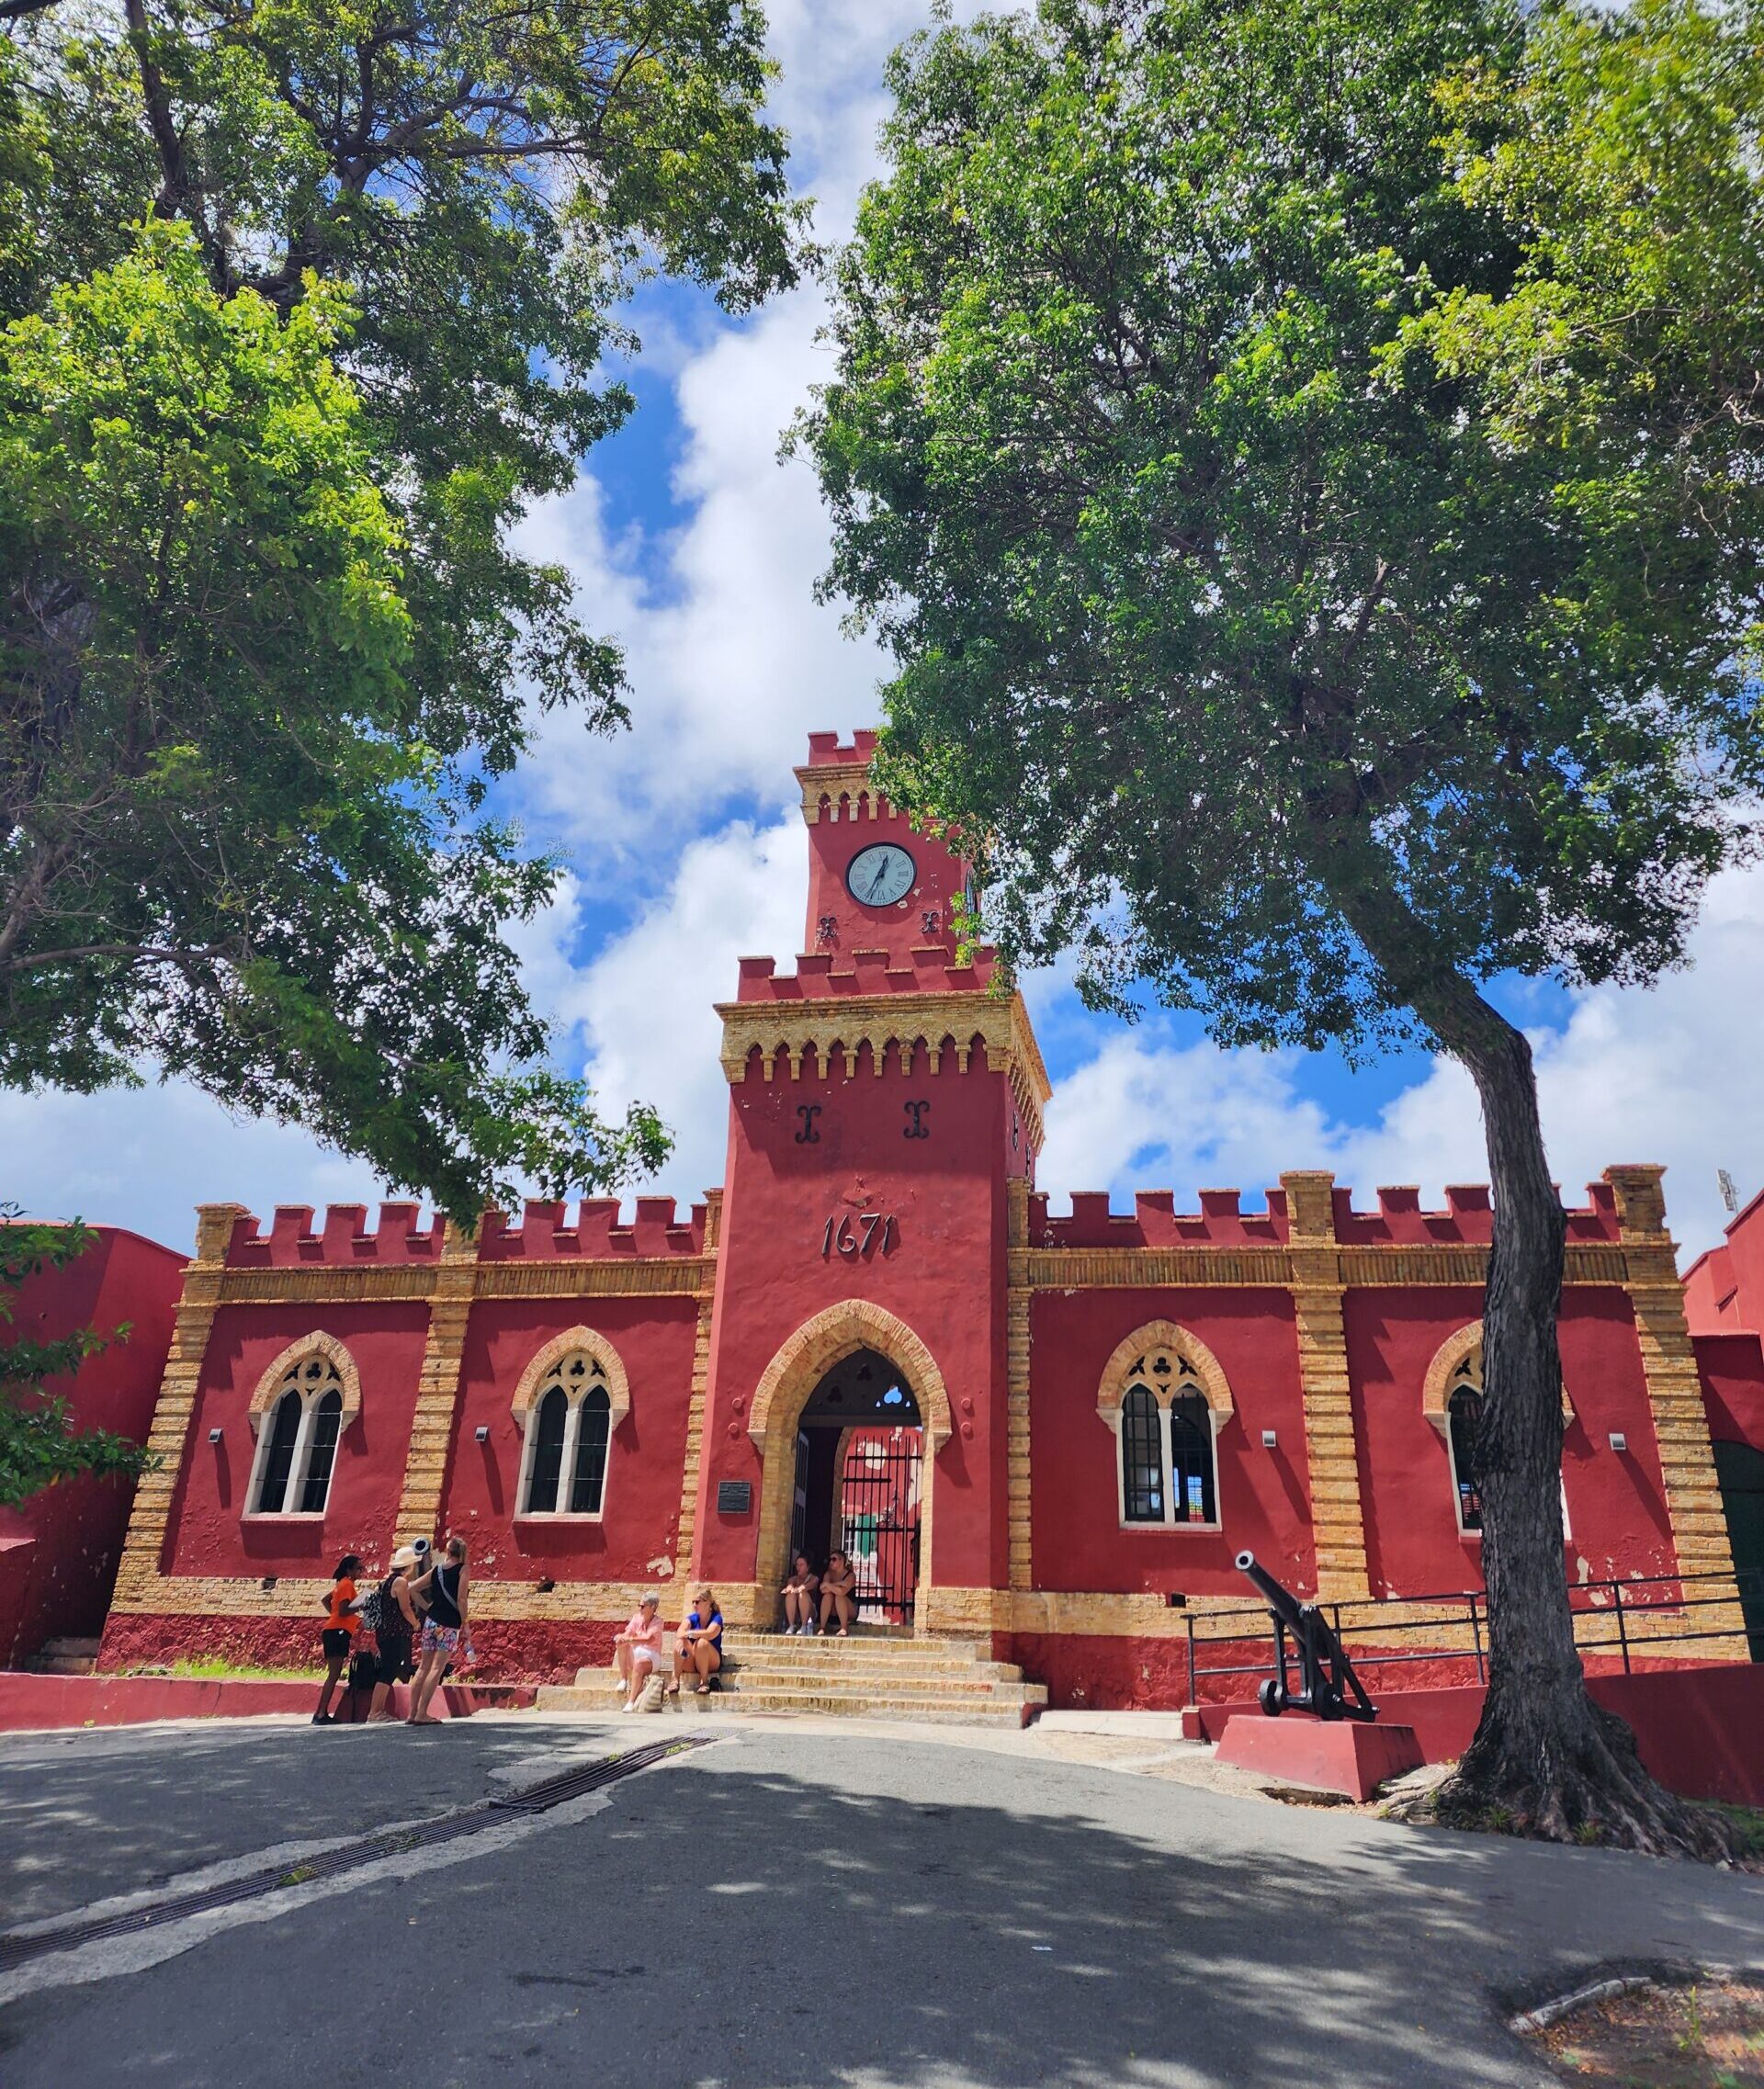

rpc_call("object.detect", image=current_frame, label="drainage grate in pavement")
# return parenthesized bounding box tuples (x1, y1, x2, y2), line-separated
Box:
(0, 1736, 711, 1974)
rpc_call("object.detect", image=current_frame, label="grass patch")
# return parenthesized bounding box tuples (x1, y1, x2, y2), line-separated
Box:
(148, 1658, 318, 1683)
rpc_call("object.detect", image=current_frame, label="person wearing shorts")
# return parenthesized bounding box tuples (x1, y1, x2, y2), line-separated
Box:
(367, 1549, 422, 1722)
(614, 1593, 664, 1711)
(314, 1553, 363, 1724)
(408, 1535, 469, 1726)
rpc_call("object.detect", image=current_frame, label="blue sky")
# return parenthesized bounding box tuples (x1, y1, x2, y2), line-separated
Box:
(4, 0, 1760, 1263)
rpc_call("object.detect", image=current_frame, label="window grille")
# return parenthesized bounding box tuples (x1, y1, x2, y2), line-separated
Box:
(1122, 1384, 1165, 1522)
(249, 1354, 349, 1515)
(526, 1384, 569, 1514)
(520, 1352, 616, 1516)
(1448, 1381, 1485, 1532)
(570, 1386, 611, 1514)
(1169, 1393, 1216, 1525)
(254, 1390, 303, 1513)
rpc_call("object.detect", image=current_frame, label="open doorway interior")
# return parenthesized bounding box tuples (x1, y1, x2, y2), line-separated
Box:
(789, 1347, 922, 1628)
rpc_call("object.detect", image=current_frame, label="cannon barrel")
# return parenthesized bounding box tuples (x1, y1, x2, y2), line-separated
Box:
(1235, 1550, 1307, 1631)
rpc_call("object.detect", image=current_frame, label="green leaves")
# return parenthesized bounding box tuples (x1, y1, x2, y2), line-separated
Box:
(0, 1207, 152, 1509)
(2, 1, 807, 1212)
(799, 0, 1764, 1056)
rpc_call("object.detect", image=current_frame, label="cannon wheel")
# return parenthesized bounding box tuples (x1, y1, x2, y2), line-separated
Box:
(1258, 1677, 1285, 1717)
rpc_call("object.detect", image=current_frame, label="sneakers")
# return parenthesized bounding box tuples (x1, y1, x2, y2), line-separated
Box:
(311, 1712, 334, 1726)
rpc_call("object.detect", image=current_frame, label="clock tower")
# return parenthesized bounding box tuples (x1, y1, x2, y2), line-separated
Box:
(688, 730, 1050, 1640)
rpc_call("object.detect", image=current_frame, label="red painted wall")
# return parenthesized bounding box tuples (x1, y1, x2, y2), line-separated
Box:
(0, 1225, 182, 1664)
(693, 1041, 1013, 1597)
(438, 1297, 701, 1584)
(1685, 1188, 1764, 1337)
(164, 1301, 429, 1580)
(1345, 1286, 1675, 1599)
(1696, 1330, 1764, 1453)
(1025, 1287, 1314, 1598)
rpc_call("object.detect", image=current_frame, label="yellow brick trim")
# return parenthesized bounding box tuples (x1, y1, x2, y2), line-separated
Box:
(716, 988, 1050, 1156)
(1009, 1244, 1629, 1289)
(110, 1215, 236, 1608)
(746, 1301, 947, 1629)
(390, 1221, 478, 1543)
(1006, 1285, 1033, 1590)
(244, 1330, 364, 1436)
(1094, 1320, 1236, 1425)
(670, 1296, 716, 1597)
(506, 1327, 632, 1434)
(1283, 1171, 1371, 1601)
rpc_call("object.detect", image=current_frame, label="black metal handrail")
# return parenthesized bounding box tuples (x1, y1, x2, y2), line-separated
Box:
(1182, 1565, 1763, 1706)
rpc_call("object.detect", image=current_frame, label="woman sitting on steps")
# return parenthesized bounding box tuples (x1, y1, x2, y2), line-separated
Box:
(669, 1588, 724, 1696)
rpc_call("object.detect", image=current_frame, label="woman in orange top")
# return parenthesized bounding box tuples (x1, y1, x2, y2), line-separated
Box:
(313, 1553, 363, 1725)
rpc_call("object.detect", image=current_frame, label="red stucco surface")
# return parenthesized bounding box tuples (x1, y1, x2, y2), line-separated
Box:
(1026, 1289, 1313, 1598)
(1188, 1663, 1764, 1806)
(439, 1297, 701, 1582)
(695, 1043, 1016, 1597)
(1345, 1286, 1677, 1598)
(166, 1301, 430, 1579)
(0, 1225, 183, 1664)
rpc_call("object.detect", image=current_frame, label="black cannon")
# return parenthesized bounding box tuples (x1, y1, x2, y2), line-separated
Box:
(1236, 1551, 1377, 1722)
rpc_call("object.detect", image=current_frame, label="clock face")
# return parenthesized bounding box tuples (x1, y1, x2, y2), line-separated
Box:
(846, 841, 916, 908)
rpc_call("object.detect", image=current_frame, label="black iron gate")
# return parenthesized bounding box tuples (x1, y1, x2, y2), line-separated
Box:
(838, 1428, 922, 1627)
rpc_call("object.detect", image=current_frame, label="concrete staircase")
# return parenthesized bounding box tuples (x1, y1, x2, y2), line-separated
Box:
(22, 1637, 100, 1677)
(536, 1632, 1047, 1726)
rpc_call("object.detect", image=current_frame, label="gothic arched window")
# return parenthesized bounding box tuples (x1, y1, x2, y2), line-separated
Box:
(525, 1384, 569, 1514)
(1169, 1393, 1217, 1526)
(1121, 1384, 1165, 1523)
(517, 1349, 620, 1518)
(1446, 1355, 1486, 1533)
(248, 1352, 351, 1516)
(570, 1385, 612, 1515)
(1103, 1331, 1227, 1531)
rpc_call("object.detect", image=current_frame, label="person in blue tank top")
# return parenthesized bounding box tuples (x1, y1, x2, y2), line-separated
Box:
(669, 1587, 724, 1696)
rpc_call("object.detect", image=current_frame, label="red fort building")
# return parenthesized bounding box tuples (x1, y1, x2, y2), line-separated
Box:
(86, 732, 1764, 1713)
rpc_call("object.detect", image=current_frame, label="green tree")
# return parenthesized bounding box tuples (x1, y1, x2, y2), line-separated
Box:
(2, 1, 803, 1214)
(797, 0, 1764, 1854)
(0, 1209, 150, 1508)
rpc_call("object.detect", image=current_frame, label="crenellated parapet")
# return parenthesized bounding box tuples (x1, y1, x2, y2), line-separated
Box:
(210, 1197, 710, 1269)
(715, 974, 1050, 1156)
(1027, 1178, 1629, 1255)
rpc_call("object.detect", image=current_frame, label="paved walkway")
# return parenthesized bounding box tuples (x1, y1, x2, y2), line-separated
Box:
(2, 1711, 1761, 2086)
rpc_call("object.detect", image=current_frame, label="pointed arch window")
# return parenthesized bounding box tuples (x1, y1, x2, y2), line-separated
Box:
(1446, 1352, 1485, 1534)
(1100, 1331, 1229, 1532)
(517, 1350, 617, 1519)
(247, 1352, 351, 1516)
(1121, 1385, 1165, 1523)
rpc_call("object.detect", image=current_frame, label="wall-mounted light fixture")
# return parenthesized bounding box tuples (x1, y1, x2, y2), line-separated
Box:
(1261, 1428, 1278, 1450)
(1609, 1431, 1629, 1454)
(474, 1426, 491, 1444)
(208, 1427, 223, 1444)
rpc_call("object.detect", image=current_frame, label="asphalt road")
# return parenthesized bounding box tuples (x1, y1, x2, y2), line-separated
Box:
(2, 1712, 1762, 2087)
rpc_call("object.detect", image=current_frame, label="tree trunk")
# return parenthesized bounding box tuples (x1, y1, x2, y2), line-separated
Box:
(1336, 885, 1736, 1856)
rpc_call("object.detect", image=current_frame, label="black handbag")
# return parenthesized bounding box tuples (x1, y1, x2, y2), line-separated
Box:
(347, 1647, 379, 1697)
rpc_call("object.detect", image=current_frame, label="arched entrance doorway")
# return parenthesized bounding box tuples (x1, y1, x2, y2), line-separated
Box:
(790, 1349, 922, 1627)
(746, 1301, 954, 1633)
(1714, 1440, 1764, 1660)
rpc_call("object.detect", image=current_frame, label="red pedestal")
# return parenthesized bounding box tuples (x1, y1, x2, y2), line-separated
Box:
(1215, 1716, 1423, 1800)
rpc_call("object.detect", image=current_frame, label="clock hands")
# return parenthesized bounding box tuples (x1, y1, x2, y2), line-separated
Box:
(868, 862, 892, 899)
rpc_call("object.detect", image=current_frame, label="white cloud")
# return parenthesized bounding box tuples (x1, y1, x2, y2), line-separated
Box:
(520, 817, 806, 1207)
(1037, 860, 1764, 1259)
(0, 1079, 376, 1255)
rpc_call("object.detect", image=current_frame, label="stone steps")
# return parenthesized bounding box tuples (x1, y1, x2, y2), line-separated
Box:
(22, 1637, 100, 1677)
(537, 1634, 1046, 1727)
(537, 1682, 1043, 1724)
